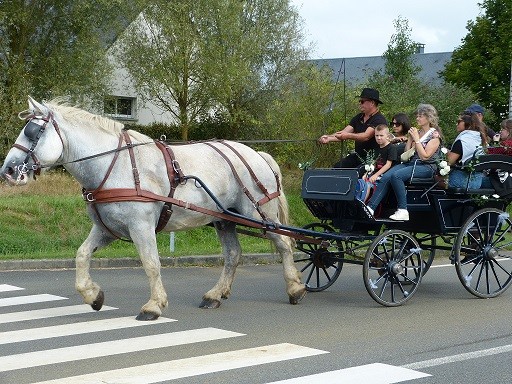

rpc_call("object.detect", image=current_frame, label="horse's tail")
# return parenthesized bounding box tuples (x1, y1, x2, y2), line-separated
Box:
(257, 151, 290, 226)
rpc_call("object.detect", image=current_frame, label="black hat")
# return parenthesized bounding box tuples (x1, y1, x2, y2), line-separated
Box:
(357, 88, 383, 104)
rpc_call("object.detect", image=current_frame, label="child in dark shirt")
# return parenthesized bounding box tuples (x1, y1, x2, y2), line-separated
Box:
(365, 124, 398, 183)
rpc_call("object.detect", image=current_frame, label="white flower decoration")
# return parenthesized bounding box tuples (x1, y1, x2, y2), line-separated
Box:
(441, 147, 448, 155)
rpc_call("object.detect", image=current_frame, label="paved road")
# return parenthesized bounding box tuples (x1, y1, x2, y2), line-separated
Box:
(1, 260, 511, 383)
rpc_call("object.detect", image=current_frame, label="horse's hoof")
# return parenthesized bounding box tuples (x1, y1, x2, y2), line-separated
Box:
(289, 289, 307, 305)
(136, 311, 160, 321)
(199, 298, 221, 309)
(91, 290, 104, 311)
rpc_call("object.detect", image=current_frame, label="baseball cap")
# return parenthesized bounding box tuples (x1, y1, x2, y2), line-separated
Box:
(465, 103, 485, 115)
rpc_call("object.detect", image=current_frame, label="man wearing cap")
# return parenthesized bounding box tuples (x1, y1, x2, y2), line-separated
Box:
(319, 88, 387, 169)
(464, 103, 495, 140)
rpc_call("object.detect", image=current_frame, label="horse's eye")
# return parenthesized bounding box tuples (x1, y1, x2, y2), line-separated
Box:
(24, 121, 42, 141)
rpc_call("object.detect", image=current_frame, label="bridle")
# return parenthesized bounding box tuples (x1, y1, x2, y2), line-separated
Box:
(10, 112, 65, 182)
(9, 112, 151, 183)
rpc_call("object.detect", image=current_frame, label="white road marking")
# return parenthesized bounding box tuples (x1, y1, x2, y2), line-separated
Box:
(0, 293, 67, 307)
(266, 363, 430, 383)
(0, 327, 244, 372)
(402, 343, 512, 370)
(32, 343, 328, 384)
(0, 316, 176, 345)
(0, 284, 24, 292)
(0, 304, 117, 324)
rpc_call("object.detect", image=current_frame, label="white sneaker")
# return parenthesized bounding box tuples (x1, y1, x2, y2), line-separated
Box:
(361, 204, 374, 219)
(389, 209, 409, 221)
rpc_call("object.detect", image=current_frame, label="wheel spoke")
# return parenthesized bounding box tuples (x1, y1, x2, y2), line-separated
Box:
(455, 208, 512, 298)
(295, 223, 343, 292)
(364, 230, 423, 307)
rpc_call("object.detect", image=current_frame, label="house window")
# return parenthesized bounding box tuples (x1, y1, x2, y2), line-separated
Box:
(104, 96, 136, 119)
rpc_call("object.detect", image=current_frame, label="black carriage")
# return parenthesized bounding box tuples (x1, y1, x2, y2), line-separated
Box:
(296, 154, 512, 306)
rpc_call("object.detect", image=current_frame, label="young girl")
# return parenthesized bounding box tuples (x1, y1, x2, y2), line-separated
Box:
(488, 119, 512, 156)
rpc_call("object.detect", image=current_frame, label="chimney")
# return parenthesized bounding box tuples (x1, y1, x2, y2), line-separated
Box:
(415, 43, 425, 54)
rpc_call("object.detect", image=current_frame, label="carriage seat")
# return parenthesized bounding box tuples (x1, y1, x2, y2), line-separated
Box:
(444, 154, 512, 195)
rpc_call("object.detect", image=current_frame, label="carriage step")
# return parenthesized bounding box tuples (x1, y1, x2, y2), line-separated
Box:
(374, 218, 408, 223)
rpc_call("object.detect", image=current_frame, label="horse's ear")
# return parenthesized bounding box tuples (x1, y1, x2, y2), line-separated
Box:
(27, 96, 46, 116)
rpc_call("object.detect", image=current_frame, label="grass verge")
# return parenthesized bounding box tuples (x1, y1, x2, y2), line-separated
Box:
(0, 169, 315, 260)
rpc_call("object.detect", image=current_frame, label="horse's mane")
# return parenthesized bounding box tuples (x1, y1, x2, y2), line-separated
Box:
(45, 99, 152, 142)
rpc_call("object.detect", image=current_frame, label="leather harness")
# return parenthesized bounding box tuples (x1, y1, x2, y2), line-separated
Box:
(82, 131, 285, 240)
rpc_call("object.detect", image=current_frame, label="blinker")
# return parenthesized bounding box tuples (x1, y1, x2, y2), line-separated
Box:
(24, 121, 43, 141)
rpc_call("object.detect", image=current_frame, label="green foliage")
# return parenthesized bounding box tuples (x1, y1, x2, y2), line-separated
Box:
(0, 0, 141, 156)
(116, 0, 307, 141)
(382, 16, 421, 83)
(442, 0, 512, 122)
(364, 16, 479, 145)
(0, 170, 314, 259)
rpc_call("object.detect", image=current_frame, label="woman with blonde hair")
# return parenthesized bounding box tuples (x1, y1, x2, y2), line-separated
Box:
(364, 104, 442, 221)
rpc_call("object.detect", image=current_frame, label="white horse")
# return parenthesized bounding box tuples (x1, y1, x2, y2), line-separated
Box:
(0, 97, 306, 320)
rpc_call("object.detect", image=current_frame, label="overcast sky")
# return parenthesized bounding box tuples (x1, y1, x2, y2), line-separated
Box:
(290, 0, 483, 59)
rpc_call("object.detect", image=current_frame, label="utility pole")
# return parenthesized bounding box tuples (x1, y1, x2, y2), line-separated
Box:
(509, 61, 512, 118)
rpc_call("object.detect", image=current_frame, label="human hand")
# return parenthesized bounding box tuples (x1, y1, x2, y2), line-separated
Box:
(409, 127, 420, 141)
(318, 135, 330, 144)
(334, 131, 348, 141)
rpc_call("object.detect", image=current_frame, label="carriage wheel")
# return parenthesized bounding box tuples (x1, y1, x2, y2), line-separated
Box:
(453, 208, 512, 298)
(412, 233, 436, 276)
(363, 230, 423, 306)
(295, 223, 343, 292)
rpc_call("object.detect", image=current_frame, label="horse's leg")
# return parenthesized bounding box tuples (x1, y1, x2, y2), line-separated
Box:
(267, 232, 306, 304)
(200, 220, 241, 309)
(75, 224, 115, 311)
(131, 229, 168, 321)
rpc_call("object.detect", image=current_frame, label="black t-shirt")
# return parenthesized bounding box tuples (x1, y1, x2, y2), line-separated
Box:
(349, 112, 388, 157)
(375, 143, 398, 170)
(450, 140, 463, 165)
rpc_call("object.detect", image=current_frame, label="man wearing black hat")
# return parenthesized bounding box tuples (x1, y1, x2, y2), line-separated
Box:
(319, 88, 387, 170)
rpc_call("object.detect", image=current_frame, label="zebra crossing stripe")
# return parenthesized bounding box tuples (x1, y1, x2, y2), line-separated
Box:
(0, 284, 24, 293)
(31, 343, 328, 384)
(0, 294, 67, 307)
(0, 316, 176, 345)
(0, 304, 117, 324)
(0, 327, 244, 373)
(265, 363, 430, 383)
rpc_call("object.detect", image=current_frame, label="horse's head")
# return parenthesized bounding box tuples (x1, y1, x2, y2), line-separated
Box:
(0, 96, 65, 186)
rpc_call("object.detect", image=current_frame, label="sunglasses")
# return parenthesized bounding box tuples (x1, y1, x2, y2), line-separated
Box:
(390, 121, 400, 127)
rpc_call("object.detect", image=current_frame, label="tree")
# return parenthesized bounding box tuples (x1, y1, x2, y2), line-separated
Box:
(382, 16, 421, 83)
(365, 16, 478, 143)
(0, 0, 139, 156)
(264, 62, 337, 167)
(442, 0, 512, 122)
(115, 0, 307, 140)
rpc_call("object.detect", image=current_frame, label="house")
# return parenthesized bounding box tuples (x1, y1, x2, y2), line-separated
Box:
(104, 59, 175, 126)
